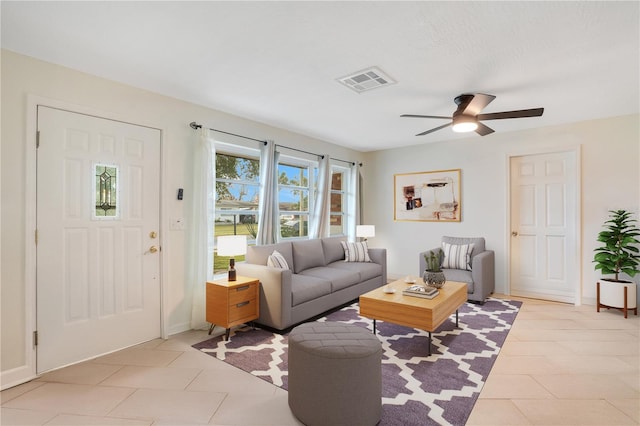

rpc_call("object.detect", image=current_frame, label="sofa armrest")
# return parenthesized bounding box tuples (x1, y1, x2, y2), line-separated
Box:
(471, 250, 495, 298)
(418, 247, 441, 276)
(235, 262, 292, 330)
(368, 248, 387, 284)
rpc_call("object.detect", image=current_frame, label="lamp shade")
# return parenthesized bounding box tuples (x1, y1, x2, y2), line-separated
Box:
(356, 225, 375, 239)
(217, 235, 247, 256)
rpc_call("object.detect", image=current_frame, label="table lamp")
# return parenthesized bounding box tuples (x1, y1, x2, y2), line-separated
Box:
(356, 225, 375, 242)
(217, 235, 247, 281)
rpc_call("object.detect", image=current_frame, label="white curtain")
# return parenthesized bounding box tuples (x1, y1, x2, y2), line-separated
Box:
(310, 155, 331, 239)
(348, 162, 362, 242)
(256, 140, 279, 245)
(188, 128, 215, 329)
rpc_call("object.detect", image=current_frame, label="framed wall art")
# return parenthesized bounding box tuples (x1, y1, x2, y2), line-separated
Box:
(394, 168, 461, 222)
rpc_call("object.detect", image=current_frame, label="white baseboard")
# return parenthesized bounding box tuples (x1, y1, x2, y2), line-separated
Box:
(1, 365, 37, 391)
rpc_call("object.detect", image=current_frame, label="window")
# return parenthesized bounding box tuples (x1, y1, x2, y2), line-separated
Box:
(278, 161, 313, 239)
(329, 166, 348, 236)
(214, 151, 260, 273)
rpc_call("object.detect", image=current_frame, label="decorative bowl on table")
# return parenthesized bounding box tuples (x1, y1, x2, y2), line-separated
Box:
(422, 270, 446, 289)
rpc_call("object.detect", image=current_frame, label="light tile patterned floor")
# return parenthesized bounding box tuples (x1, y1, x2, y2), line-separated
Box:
(2, 295, 638, 425)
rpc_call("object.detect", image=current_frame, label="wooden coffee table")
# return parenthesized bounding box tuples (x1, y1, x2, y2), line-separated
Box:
(359, 280, 467, 355)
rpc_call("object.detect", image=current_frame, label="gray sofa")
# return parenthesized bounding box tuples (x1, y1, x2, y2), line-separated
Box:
(236, 236, 387, 330)
(419, 236, 494, 303)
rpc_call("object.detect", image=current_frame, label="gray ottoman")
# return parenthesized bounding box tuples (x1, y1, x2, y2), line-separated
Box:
(288, 322, 382, 426)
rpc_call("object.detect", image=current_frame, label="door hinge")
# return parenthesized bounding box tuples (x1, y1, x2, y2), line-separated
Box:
(36, 131, 40, 149)
(35, 229, 38, 245)
(33, 330, 38, 346)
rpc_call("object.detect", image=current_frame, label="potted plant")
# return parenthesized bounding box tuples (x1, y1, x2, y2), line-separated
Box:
(422, 249, 446, 288)
(593, 209, 640, 317)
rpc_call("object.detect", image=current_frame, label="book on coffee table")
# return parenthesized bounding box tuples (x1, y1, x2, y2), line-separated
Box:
(402, 284, 439, 299)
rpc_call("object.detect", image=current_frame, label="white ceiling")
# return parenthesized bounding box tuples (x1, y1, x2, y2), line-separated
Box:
(2, 1, 639, 152)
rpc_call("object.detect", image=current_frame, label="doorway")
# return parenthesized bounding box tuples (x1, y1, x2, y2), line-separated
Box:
(509, 150, 579, 304)
(36, 106, 162, 372)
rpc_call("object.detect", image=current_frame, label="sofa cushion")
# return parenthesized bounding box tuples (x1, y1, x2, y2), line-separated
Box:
(291, 274, 332, 306)
(292, 239, 326, 273)
(321, 237, 347, 264)
(442, 242, 474, 270)
(300, 266, 360, 292)
(266, 250, 289, 269)
(341, 241, 371, 262)
(247, 242, 294, 270)
(327, 261, 382, 282)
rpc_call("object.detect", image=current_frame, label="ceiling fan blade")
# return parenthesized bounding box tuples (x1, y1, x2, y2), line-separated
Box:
(415, 122, 452, 136)
(478, 108, 544, 121)
(401, 114, 451, 119)
(462, 93, 496, 115)
(475, 122, 495, 136)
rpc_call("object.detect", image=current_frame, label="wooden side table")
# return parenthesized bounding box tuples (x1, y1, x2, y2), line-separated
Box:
(206, 276, 260, 340)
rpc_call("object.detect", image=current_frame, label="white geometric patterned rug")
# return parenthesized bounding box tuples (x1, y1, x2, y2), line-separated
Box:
(193, 298, 521, 426)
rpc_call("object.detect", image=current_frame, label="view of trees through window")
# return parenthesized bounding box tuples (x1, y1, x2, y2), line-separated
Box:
(278, 162, 311, 239)
(213, 149, 350, 275)
(330, 169, 346, 235)
(214, 152, 260, 273)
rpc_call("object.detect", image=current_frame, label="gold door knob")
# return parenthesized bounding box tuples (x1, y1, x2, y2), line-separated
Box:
(149, 246, 159, 253)
(511, 231, 518, 237)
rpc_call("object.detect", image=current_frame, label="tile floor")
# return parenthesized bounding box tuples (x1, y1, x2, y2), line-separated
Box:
(1, 295, 638, 425)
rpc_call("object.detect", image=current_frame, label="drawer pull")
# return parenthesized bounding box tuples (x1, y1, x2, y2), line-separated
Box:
(236, 285, 250, 292)
(236, 301, 250, 308)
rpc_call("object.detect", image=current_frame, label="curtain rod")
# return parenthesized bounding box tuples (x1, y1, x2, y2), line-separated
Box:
(190, 121, 361, 166)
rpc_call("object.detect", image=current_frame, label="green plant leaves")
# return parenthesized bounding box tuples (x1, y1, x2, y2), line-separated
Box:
(593, 210, 640, 280)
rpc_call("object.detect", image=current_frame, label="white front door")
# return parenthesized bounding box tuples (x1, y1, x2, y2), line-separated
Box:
(36, 106, 161, 373)
(510, 151, 578, 303)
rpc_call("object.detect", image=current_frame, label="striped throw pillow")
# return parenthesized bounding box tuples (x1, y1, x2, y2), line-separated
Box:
(267, 250, 289, 269)
(341, 241, 372, 262)
(441, 242, 474, 271)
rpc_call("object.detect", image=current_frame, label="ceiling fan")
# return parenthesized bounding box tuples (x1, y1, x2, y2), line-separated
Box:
(401, 93, 544, 137)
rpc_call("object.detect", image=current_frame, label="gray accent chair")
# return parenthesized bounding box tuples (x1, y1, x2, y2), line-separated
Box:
(419, 236, 495, 303)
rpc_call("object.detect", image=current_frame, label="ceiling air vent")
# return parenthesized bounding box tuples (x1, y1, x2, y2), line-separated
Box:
(337, 67, 396, 93)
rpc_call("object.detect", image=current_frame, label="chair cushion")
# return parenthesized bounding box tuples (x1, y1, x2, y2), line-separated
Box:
(442, 242, 474, 270)
(442, 236, 485, 255)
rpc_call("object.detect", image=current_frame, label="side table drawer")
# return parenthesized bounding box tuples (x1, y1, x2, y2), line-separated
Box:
(228, 282, 258, 305)
(228, 298, 258, 323)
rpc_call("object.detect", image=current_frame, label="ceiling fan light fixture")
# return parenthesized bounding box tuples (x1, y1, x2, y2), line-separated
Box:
(452, 115, 478, 133)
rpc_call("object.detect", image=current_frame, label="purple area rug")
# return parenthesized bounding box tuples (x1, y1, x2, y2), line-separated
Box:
(193, 298, 521, 426)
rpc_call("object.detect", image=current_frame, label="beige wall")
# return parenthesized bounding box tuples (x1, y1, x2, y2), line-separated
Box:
(0, 50, 364, 382)
(362, 114, 639, 305)
(3, 48, 639, 387)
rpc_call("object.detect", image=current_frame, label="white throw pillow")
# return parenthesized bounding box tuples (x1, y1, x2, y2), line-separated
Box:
(441, 242, 474, 271)
(341, 241, 372, 262)
(267, 250, 289, 269)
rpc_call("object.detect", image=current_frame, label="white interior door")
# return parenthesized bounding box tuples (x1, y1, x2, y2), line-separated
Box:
(36, 106, 161, 373)
(510, 151, 578, 303)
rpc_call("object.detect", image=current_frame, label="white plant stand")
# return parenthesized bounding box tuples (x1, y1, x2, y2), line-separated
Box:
(597, 280, 638, 319)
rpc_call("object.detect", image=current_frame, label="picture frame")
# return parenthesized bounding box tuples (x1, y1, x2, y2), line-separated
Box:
(394, 168, 461, 222)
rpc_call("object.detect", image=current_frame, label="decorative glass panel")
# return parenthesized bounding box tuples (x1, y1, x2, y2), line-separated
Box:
(94, 164, 118, 218)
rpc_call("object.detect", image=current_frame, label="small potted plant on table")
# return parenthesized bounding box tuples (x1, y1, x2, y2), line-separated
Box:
(423, 249, 446, 288)
(593, 209, 639, 318)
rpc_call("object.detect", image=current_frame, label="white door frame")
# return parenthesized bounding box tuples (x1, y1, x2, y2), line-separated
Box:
(505, 145, 582, 305)
(12, 94, 169, 387)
